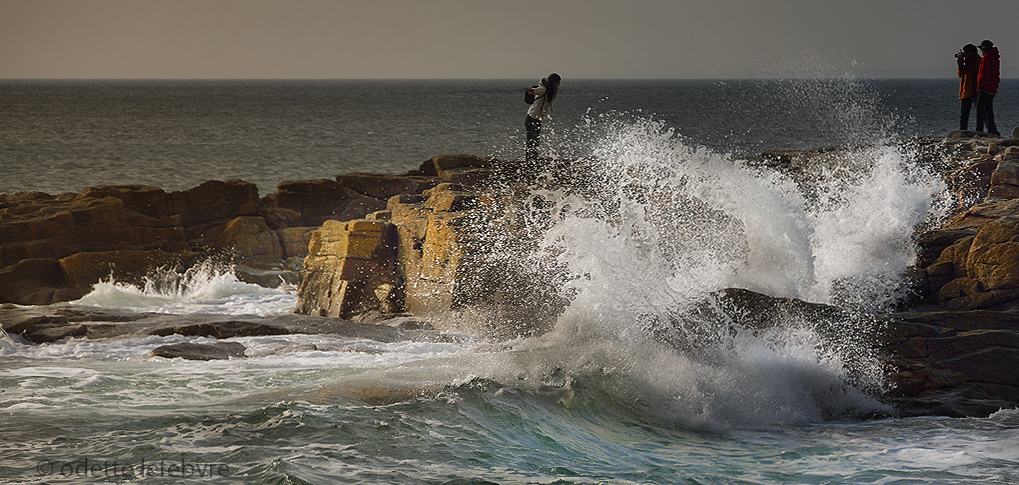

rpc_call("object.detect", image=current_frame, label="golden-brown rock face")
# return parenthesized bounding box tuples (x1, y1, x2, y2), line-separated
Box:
(295, 219, 399, 319)
(294, 156, 569, 337)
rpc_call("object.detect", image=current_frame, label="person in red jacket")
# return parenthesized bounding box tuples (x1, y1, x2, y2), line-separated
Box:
(976, 40, 1001, 136)
(957, 44, 981, 131)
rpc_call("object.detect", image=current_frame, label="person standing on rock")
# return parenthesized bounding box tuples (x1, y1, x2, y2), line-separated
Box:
(976, 40, 1001, 136)
(956, 44, 981, 131)
(524, 73, 561, 163)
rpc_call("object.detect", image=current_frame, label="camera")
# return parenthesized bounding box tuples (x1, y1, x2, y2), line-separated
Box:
(955, 51, 965, 60)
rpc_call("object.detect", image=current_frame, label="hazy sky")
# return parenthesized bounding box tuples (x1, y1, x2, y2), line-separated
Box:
(2, 0, 1017, 79)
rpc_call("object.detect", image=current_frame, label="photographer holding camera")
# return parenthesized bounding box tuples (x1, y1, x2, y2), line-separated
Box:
(524, 73, 561, 163)
(956, 44, 980, 131)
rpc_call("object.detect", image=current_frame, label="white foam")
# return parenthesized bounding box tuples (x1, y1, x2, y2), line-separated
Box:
(549, 121, 944, 312)
(507, 112, 943, 427)
(0, 332, 477, 412)
(74, 260, 297, 315)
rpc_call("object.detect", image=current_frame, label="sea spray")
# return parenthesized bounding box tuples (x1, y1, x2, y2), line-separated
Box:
(538, 112, 946, 311)
(806, 145, 947, 310)
(74, 259, 297, 315)
(486, 112, 946, 427)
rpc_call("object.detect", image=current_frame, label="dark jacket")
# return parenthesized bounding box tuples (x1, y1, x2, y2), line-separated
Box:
(958, 54, 980, 99)
(978, 47, 1000, 94)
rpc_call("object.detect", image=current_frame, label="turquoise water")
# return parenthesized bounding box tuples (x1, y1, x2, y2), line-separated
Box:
(3, 328, 1018, 484)
(2, 79, 1019, 483)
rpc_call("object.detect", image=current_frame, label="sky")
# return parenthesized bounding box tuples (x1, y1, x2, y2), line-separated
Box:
(2, 0, 1017, 80)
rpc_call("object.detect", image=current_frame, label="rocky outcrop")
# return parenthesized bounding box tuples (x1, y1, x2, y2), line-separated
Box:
(295, 218, 400, 318)
(0, 190, 189, 268)
(615, 286, 1019, 418)
(0, 258, 81, 305)
(294, 155, 570, 337)
(908, 132, 1019, 312)
(877, 309, 1019, 417)
(274, 174, 442, 227)
(940, 131, 1019, 208)
(0, 165, 450, 304)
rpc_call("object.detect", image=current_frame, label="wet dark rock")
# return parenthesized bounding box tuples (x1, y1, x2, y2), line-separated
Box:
(681, 288, 1019, 418)
(148, 321, 290, 339)
(0, 304, 413, 344)
(875, 309, 1019, 417)
(149, 342, 247, 360)
(0, 258, 75, 305)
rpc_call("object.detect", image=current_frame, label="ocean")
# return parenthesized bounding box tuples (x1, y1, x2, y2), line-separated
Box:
(2, 79, 1019, 484)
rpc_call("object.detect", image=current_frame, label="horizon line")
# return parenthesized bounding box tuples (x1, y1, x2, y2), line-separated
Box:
(0, 76, 992, 82)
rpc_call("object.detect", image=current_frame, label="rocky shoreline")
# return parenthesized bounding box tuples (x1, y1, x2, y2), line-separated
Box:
(4, 130, 1019, 417)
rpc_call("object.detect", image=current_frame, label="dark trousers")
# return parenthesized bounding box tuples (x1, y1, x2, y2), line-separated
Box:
(525, 115, 541, 162)
(976, 91, 999, 135)
(960, 95, 976, 131)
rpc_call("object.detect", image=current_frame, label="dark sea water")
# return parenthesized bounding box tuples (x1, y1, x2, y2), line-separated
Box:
(2, 79, 1015, 195)
(2, 79, 1019, 484)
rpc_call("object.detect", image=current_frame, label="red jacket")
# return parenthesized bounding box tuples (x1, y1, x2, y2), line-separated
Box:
(978, 47, 1000, 94)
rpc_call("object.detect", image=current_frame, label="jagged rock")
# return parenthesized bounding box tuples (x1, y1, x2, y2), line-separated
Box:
(296, 175, 567, 337)
(0, 304, 414, 344)
(0, 258, 75, 305)
(295, 219, 399, 318)
(965, 215, 1019, 291)
(234, 265, 299, 287)
(148, 320, 291, 339)
(947, 159, 998, 207)
(414, 154, 494, 179)
(2, 177, 323, 303)
(259, 205, 301, 229)
(0, 181, 271, 304)
(944, 199, 1019, 230)
(914, 229, 975, 268)
(59, 249, 190, 290)
(277, 226, 317, 260)
(988, 159, 1019, 199)
(998, 146, 1019, 162)
(81, 185, 174, 219)
(201, 216, 283, 266)
(168, 179, 260, 237)
(915, 200, 1019, 311)
(275, 179, 367, 227)
(148, 341, 247, 360)
(0, 192, 189, 268)
(337, 173, 440, 200)
(879, 310, 1019, 417)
